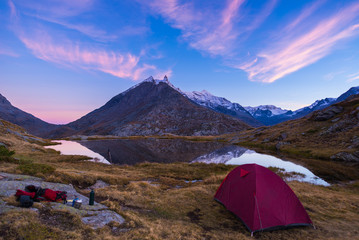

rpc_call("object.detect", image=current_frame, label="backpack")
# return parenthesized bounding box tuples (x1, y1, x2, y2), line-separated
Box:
(19, 195, 34, 208)
(15, 185, 67, 202)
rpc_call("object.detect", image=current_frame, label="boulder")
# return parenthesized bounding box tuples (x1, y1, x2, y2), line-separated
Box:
(330, 152, 359, 162)
(314, 106, 343, 121)
(88, 180, 110, 190)
(277, 133, 288, 141)
(275, 141, 290, 150)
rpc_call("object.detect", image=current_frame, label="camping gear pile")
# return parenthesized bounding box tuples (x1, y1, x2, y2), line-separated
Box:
(15, 185, 67, 208)
(215, 164, 313, 235)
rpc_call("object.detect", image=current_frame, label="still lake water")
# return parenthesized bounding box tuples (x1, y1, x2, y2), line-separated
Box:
(45, 139, 329, 186)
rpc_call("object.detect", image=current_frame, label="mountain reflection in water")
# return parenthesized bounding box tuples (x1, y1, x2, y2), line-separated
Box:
(78, 138, 228, 165)
(47, 139, 329, 185)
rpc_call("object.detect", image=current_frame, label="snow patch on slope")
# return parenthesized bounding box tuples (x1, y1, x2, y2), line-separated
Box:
(121, 76, 184, 96)
(184, 90, 233, 109)
(244, 105, 289, 116)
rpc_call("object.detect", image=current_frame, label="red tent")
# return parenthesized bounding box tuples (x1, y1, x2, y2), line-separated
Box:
(214, 164, 313, 234)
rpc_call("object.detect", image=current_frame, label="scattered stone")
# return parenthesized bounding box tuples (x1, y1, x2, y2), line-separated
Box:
(82, 210, 125, 228)
(0, 172, 125, 229)
(331, 118, 341, 122)
(0, 198, 17, 214)
(314, 106, 343, 121)
(275, 141, 290, 150)
(278, 133, 288, 141)
(5, 128, 44, 143)
(330, 152, 359, 162)
(88, 180, 110, 190)
(351, 136, 359, 145)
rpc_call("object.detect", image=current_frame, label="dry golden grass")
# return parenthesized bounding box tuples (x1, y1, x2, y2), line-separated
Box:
(1, 127, 359, 239)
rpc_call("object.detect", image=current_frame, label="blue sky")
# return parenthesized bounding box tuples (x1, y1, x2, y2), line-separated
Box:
(1, 0, 359, 124)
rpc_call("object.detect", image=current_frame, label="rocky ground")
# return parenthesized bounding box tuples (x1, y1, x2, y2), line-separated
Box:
(1, 111, 359, 239)
(0, 172, 124, 229)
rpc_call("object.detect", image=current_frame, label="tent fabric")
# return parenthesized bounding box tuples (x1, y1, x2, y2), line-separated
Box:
(214, 164, 312, 233)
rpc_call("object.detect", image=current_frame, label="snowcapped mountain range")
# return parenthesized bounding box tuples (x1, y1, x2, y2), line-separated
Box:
(184, 90, 262, 127)
(1, 74, 358, 137)
(120, 76, 359, 126)
(185, 90, 234, 109)
(186, 86, 359, 126)
(191, 145, 248, 164)
(244, 105, 289, 117)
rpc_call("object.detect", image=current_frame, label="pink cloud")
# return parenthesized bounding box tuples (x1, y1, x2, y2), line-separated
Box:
(8, 0, 16, 18)
(11, 0, 118, 42)
(140, 0, 267, 56)
(189, 0, 245, 56)
(18, 30, 162, 81)
(9, 1, 169, 81)
(139, 0, 277, 58)
(13, 0, 94, 18)
(347, 72, 359, 82)
(284, 0, 326, 32)
(0, 45, 19, 57)
(238, 3, 359, 83)
(245, 0, 277, 32)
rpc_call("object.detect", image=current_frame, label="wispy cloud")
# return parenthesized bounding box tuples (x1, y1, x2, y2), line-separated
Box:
(18, 30, 161, 81)
(244, 0, 277, 32)
(238, 2, 359, 83)
(139, 0, 274, 56)
(189, 0, 245, 56)
(11, 0, 119, 42)
(141, 0, 359, 83)
(9, 0, 169, 81)
(13, 0, 94, 18)
(284, 0, 326, 32)
(29, 15, 119, 42)
(346, 71, 359, 82)
(0, 45, 19, 57)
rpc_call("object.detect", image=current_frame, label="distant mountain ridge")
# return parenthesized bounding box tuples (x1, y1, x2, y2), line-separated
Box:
(0, 93, 58, 137)
(1, 77, 358, 137)
(229, 94, 359, 168)
(193, 86, 359, 126)
(244, 105, 289, 117)
(184, 90, 262, 127)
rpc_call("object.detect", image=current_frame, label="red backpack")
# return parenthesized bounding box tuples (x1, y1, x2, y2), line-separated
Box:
(15, 185, 67, 202)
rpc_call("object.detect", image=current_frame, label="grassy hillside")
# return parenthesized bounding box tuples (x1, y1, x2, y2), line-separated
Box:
(1, 119, 359, 239)
(226, 95, 359, 181)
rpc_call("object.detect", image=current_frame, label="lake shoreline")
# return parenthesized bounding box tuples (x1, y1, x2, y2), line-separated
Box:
(1, 132, 359, 239)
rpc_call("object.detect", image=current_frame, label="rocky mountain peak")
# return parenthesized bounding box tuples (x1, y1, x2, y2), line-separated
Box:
(143, 75, 171, 85)
(0, 94, 11, 106)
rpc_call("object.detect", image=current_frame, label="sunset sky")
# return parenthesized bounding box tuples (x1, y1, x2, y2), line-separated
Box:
(1, 0, 359, 124)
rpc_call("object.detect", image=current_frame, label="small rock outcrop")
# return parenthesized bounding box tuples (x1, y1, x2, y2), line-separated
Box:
(330, 152, 359, 162)
(0, 172, 124, 229)
(313, 106, 343, 121)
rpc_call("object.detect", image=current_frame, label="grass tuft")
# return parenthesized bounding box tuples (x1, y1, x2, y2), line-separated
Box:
(17, 162, 56, 176)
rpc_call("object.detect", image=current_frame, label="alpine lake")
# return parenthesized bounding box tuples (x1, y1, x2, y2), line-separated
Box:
(45, 138, 329, 186)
